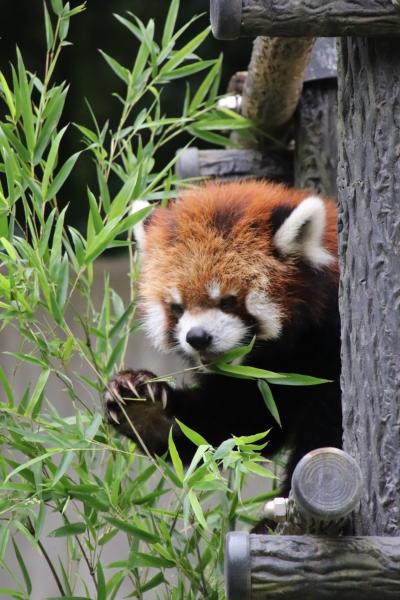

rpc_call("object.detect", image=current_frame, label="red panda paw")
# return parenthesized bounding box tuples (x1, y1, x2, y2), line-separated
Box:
(104, 369, 172, 453)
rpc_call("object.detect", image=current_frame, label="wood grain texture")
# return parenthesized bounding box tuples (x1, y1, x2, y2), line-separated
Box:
(211, 0, 400, 38)
(249, 535, 400, 599)
(294, 80, 338, 197)
(337, 37, 400, 536)
(176, 148, 293, 184)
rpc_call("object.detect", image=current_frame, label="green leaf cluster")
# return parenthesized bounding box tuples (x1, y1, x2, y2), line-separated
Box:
(0, 2, 280, 598)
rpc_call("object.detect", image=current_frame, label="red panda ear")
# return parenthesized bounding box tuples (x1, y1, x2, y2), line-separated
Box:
(131, 200, 153, 253)
(273, 196, 334, 268)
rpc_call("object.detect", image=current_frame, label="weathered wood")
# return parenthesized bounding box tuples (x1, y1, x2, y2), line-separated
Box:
(294, 80, 338, 196)
(275, 448, 362, 535)
(337, 37, 400, 536)
(240, 37, 314, 138)
(226, 532, 400, 600)
(175, 147, 293, 183)
(210, 0, 400, 40)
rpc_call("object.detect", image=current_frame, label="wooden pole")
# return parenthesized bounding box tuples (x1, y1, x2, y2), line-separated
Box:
(294, 38, 338, 196)
(275, 447, 362, 535)
(175, 148, 293, 183)
(210, 0, 400, 40)
(337, 37, 400, 536)
(240, 37, 314, 138)
(225, 532, 400, 600)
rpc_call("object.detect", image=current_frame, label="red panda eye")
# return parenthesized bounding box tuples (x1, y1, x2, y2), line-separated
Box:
(170, 303, 184, 318)
(219, 295, 238, 311)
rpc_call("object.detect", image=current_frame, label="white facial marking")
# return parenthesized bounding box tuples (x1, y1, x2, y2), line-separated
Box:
(274, 196, 334, 268)
(207, 281, 221, 300)
(131, 199, 152, 253)
(142, 301, 170, 353)
(176, 309, 247, 357)
(245, 290, 283, 340)
(168, 287, 182, 305)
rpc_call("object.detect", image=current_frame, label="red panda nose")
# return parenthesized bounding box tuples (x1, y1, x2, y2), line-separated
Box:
(186, 327, 213, 351)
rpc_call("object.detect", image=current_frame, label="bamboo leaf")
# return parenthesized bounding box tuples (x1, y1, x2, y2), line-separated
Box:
(104, 517, 159, 543)
(0, 72, 16, 119)
(12, 538, 32, 594)
(44, 2, 54, 49)
(48, 522, 87, 537)
(159, 27, 210, 76)
(53, 450, 74, 484)
(96, 562, 106, 600)
(162, 0, 179, 48)
(24, 368, 50, 417)
(168, 428, 184, 483)
(175, 419, 209, 447)
(16, 48, 35, 153)
(212, 363, 285, 380)
(258, 380, 281, 427)
(46, 150, 81, 200)
(0, 526, 10, 562)
(188, 489, 207, 529)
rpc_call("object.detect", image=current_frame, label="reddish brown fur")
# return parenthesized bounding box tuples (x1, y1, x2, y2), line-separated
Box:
(140, 180, 338, 328)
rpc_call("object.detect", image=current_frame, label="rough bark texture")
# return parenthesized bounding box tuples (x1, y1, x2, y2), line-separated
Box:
(337, 37, 400, 536)
(241, 37, 314, 136)
(225, 532, 400, 599)
(275, 494, 351, 536)
(250, 535, 400, 599)
(294, 80, 338, 197)
(210, 0, 400, 39)
(175, 148, 293, 184)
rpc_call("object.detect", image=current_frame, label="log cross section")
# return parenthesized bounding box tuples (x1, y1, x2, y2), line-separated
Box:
(210, 0, 400, 39)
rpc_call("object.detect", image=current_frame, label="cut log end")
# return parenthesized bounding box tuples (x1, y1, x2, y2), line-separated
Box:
(225, 532, 250, 600)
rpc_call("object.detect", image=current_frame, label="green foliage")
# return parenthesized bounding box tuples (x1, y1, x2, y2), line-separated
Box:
(0, 1, 280, 598)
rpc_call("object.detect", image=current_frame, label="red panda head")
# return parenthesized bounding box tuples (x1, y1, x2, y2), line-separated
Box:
(133, 181, 338, 360)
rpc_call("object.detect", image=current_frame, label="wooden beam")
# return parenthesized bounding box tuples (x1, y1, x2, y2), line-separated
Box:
(337, 37, 400, 536)
(210, 0, 400, 40)
(225, 532, 400, 600)
(175, 147, 293, 184)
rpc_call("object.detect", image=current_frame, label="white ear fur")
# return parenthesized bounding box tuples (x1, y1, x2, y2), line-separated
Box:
(273, 196, 334, 268)
(131, 200, 152, 252)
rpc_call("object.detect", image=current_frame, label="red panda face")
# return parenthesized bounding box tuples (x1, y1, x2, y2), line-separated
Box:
(133, 181, 338, 360)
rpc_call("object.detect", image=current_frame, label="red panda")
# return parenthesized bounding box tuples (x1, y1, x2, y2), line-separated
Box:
(105, 180, 342, 494)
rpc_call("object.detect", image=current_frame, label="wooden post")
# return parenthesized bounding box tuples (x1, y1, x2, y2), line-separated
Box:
(210, 0, 400, 40)
(294, 38, 338, 196)
(175, 148, 293, 183)
(275, 447, 362, 535)
(337, 37, 400, 536)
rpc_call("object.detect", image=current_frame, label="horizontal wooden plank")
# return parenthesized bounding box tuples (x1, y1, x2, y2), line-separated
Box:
(176, 148, 293, 184)
(211, 0, 400, 40)
(226, 532, 400, 599)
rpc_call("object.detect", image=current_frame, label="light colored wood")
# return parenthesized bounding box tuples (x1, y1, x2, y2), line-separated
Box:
(240, 37, 314, 139)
